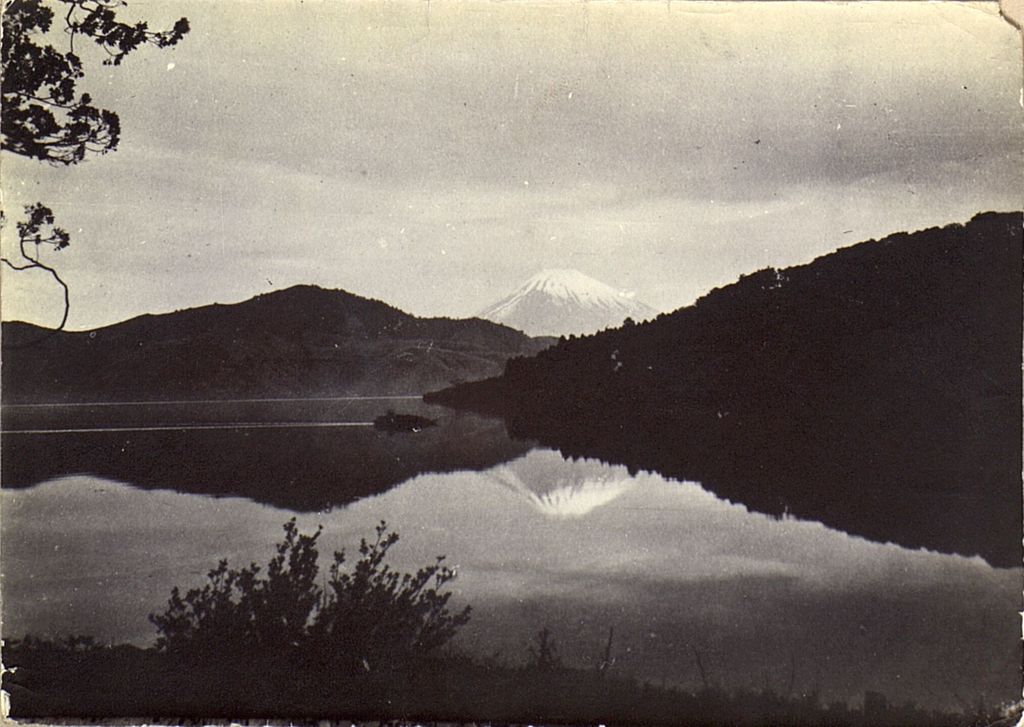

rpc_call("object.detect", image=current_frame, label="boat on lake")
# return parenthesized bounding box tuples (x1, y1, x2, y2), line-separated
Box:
(373, 411, 437, 433)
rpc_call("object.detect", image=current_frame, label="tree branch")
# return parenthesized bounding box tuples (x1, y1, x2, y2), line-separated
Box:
(21, 93, 79, 110)
(1, 253, 71, 331)
(4, 203, 71, 331)
(1, 257, 38, 272)
(64, 1, 77, 53)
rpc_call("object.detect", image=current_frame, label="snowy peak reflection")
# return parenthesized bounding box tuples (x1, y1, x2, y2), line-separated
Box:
(487, 449, 636, 518)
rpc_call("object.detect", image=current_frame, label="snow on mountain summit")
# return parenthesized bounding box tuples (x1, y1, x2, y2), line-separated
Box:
(520, 269, 636, 302)
(479, 269, 657, 337)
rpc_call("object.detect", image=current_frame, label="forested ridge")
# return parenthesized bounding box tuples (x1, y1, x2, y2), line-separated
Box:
(428, 212, 1023, 566)
(2, 285, 550, 402)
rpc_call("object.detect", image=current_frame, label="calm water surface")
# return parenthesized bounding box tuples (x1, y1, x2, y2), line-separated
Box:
(1, 400, 1018, 711)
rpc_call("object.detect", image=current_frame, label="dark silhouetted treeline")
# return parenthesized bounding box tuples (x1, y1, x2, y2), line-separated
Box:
(427, 212, 1023, 567)
(1, 284, 552, 403)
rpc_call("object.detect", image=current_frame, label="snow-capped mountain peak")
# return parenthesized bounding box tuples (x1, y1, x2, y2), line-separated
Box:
(522, 268, 634, 301)
(479, 269, 657, 337)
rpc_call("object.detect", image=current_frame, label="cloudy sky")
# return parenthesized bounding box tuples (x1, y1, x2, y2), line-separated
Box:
(2, 0, 1021, 330)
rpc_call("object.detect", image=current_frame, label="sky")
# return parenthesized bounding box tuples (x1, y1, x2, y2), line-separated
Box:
(2, 0, 1021, 330)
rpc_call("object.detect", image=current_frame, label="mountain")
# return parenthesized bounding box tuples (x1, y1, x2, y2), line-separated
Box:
(1, 285, 549, 403)
(428, 211, 1023, 567)
(479, 268, 657, 337)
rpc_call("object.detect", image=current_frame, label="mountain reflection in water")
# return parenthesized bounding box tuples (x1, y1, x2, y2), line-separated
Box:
(2, 447, 1017, 713)
(489, 451, 638, 517)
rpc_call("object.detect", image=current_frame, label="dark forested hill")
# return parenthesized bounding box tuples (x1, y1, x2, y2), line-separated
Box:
(1, 285, 550, 403)
(428, 211, 1023, 566)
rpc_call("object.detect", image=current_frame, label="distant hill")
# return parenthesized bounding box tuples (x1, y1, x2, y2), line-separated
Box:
(479, 269, 657, 337)
(1, 285, 550, 403)
(429, 212, 1024, 567)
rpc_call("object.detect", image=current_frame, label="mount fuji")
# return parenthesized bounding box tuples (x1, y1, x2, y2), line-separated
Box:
(479, 269, 658, 337)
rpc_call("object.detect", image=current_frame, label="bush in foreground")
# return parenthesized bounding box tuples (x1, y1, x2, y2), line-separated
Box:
(148, 519, 471, 675)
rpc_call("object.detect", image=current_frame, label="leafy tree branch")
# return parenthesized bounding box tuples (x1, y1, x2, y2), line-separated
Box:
(1, 203, 70, 330)
(1, 0, 188, 329)
(2, 0, 188, 165)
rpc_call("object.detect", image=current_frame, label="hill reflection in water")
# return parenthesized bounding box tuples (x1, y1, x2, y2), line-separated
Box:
(1, 404, 531, 511)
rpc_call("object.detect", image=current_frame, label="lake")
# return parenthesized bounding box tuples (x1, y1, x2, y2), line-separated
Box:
(1, 398, 1019, 713)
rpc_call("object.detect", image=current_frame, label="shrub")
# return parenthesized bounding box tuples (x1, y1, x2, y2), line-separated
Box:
(526, 626, 561, 672)
(310, 521, 470, 674)
(149, 518, 470, 674)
